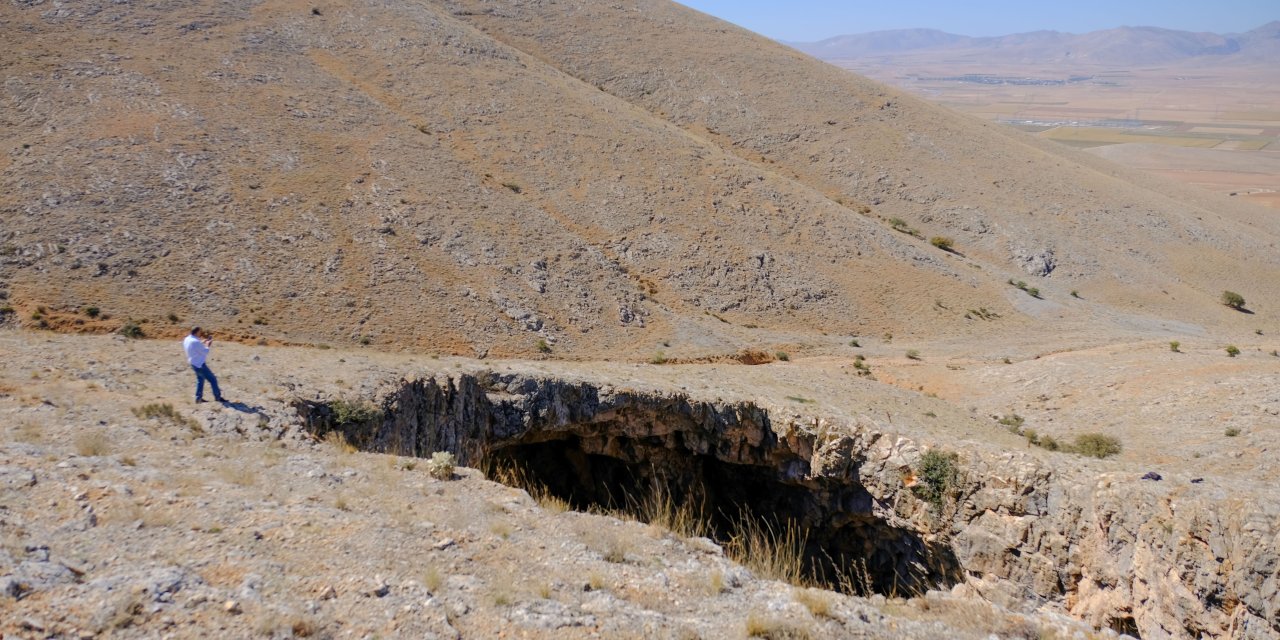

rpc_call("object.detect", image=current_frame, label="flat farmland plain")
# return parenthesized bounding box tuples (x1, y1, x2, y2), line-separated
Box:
(830, 58, 1280, 209)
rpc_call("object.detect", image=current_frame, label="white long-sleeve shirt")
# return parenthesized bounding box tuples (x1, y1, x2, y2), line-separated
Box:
(183, 335, 210, 367)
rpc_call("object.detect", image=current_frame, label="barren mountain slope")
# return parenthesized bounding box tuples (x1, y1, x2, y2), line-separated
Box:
(447, 0, 1280, 333)
(2, 0, 1278, 360)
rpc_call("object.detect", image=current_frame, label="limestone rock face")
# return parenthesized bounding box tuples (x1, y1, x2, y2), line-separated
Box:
(300, 372, 1280, 639)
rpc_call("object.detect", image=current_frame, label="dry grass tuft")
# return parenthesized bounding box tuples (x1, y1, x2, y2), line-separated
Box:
(424, 565, 445, 593)
(725, 514, 808, 585)
(131, 402, 201, 432)
(218, 463, 258, 487)
(745, 612, 812, 639)
(323, 430, 357, 455)
(794, 588, 836, 619)
(74, 431, 112, 457)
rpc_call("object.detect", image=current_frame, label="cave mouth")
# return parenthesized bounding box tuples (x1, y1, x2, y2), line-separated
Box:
(482, 435, 960, 597)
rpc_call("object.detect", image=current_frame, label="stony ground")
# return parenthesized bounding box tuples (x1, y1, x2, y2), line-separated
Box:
(0, 329, 1152, 639)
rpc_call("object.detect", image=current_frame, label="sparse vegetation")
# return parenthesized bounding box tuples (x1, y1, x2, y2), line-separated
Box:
(1008, 279, 1041, 298)
(167, 312, 179, 323)
(426, 451, 457, 480)
(132, 403, 201, 432)
(537, 338, 551, 353)
(74, 431, 112, 457)
(848, 338, 860, 348)
(997, 413, 1025, 429)
(1072, 433, 1122, 459)
(905, 349, 921, 360)
(887, 217, 922, 238)
(793, 588, 835, 619)
(84, 306, 101, 318)
(1070, 289, 1080, 299)
(724, 513, 807, 585)
(1221, 290, 1246, 310)
(1169, 341, 1180, 353)
(1225, 427, 1241, 437)
(1225, 345, 1240, 357)
(745, 613, 812, 639)
(322, 431, 356, 454)
(775, 351, 789, 362)
(501, 182, 522, 194)
(330, 398, 382, 426)
(119, 322, 144, 339)
(785, 396, 814, 404)
(914, 449, 959, 510)
(929, 236, 954, 251)
(650, 351, 668, 364)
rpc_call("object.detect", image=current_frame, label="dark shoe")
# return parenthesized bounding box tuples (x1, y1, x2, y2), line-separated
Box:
(195, 398, 207, 403)
(215, 397, 228, 403)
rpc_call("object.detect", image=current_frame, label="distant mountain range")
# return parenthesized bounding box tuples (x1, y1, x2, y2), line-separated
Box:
(790, 21, 1280, 66)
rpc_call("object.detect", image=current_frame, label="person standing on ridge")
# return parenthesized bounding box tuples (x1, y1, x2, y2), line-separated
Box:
(183, 327, 226, 403)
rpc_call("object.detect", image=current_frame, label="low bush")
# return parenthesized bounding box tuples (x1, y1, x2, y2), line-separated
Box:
(427, 451, 456, 480)
(1073, 433, 1122, 459)
(929, 236, 954, 251)
(1225, 345, 1240, 358)
(914, 449, 959, 509)
(330, 398, 382, 426)
(1221, 290, 1246, 310)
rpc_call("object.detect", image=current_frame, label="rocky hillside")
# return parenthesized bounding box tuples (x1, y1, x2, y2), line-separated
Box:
(3, 0, 1279, 359)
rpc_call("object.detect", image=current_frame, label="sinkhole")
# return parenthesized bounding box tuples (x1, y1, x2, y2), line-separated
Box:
(295, 373, 962, 596)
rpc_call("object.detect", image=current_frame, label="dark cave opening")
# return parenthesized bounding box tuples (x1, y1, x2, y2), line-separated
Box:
(483, 435, 960, 596)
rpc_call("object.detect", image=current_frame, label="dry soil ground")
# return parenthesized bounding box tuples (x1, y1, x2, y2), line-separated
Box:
(0, 329, 1137, 639)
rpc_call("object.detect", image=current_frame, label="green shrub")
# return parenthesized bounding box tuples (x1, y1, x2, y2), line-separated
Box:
(330, 399, 382, 426)
(914, 449, 959, 509)
(1070, 290, 1080, 298)
(775, 351, 789, 362)
(84, 306, 101, 318)
(167, 313, 179, 323)
(427, 451, 457, 480)
(1169, 341, 1180, 353)
(1225, 345, 1240, 358)
(929, 236, 954, 251)
(1026, 287, 1040, 298)
(848, 339, 860, 348)
(536, 339, 551, 353)
(1073, 433, 1121, 459)
(1225, 427, 1241, 437)
(650, 351, 668, 364)
(119, 322, 144, 339)
(905, 349, 921, 360)
(1221, 290, 1246, 310)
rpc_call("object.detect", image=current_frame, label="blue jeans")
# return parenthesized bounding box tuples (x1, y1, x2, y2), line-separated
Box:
(192, 364, 222, 401)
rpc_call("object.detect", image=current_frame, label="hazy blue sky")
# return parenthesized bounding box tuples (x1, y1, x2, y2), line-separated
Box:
(677, 1, 1278, 41)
